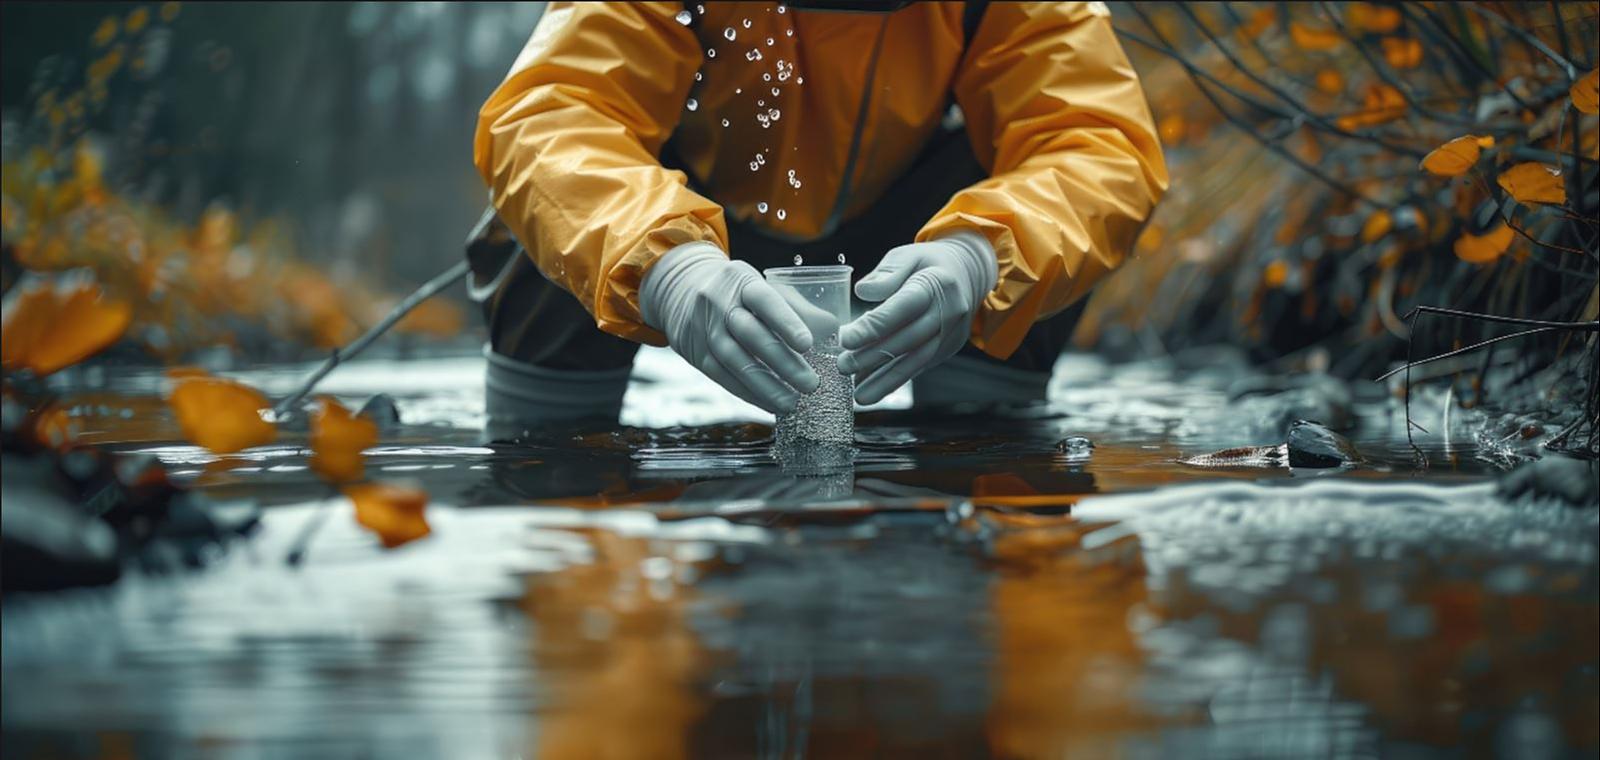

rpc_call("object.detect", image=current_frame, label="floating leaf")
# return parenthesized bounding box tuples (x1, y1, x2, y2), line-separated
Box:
(1349, 2, 1402, 33)
(1, 280, 132, 376)
(309, 396, 378, 484)
(1453, 224, 1515, 264)
(169, 375, 277, 454)
(1381, 37, 1422, 69)
(347, 482, 430, 548)
(1361, 210, 1393, 243)
(1290, 22, 1343, 51)
(1420, 135, 1489, 176)
(1573, 68, 1599, 115)
(1497, 162, 1566, 205)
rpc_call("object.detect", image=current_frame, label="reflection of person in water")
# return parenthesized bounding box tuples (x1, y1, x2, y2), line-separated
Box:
(470, 2, 1167, 426)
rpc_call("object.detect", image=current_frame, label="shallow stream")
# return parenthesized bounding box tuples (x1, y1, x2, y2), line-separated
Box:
(3, 347, 1595, 758)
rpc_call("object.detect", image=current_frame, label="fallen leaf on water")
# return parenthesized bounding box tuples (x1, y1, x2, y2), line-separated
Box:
(1497, 162, 1566, 205)
(347, 482, 430, 548)
(168, 375, 277, 454)
(1290, 22, 1343, 51)
(1420, 135, 1490, 176)
(1361, 210, 1393, 243)
(1573, 68, 1598, 115)
(309, 396, 378, 484)
(1, 281, 133, 376)
(1453, 223, 1515, 264)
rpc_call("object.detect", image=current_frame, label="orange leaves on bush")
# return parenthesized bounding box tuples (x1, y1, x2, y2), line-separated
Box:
(1348, 2, 1402, 33)
(309, 396, 378, 484)
(1290, 22, 1342, 51)
(1573, 68, 1599, 115)
(1157, 113, 1186, 144)
(168, 374, 277, 454)
(1497, 163, 1566, 205)
(1237, 8, 1275, 40)
(1381, 37, 1422, 69)
(1, 280, 132, 376)
(1336, 85, 1407, 130)
(1361, 210, 1393, 243)
(1420, 135, 1492, 176)
(393, 298, 465, 339)
(1315, 69, 1344, 95)
(1453, 224, 1515, 265)
(347, 482, 431, 549)
(1262, 260, 1289, 288)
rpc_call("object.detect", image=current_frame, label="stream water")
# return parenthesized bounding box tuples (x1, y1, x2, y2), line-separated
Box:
(3, 347, 1595, 758)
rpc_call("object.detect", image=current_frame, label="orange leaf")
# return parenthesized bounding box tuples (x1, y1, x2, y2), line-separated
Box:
(0, 281, 132, 376)
(1361, 210, 1393, 243)
(1263, 260, 1289, 288)
(1315, 69, 1344, 94)
(1336, 85, 1407, 130)
(1349, 2, 1402, 33)
(1157, 113, 1186, 144)
(347, 482, 430, 549)
(1290, 22, 1343, 51)
(392, 298, 465, 339)
(1453, 224, 1515, 264)
(168, 377, 277, 454)
(1419, 135, 1487, 176)
(1497, 162, 1566, 205)
(1573, 68, 1599, 115)
(1381, 37, 1422, 69)
(1238, 8, 1276, 40)
(309, 396, 378, 484)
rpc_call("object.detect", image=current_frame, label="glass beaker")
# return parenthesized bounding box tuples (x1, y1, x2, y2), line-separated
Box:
(763, 265, 855, 457)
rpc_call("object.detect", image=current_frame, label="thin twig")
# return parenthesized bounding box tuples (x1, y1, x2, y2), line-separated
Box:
(273, 260, 470, 417)
(1377, 326, 1567, 382)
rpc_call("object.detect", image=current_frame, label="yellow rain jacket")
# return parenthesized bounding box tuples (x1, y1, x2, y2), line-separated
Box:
(475, 1, 1167, 359)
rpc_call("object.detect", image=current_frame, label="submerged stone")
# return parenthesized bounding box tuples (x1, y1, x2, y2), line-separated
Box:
(1285, 419, 1362, 468)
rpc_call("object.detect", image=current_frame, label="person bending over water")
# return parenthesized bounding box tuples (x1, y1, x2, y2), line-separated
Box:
(471, 1, 1167, 424)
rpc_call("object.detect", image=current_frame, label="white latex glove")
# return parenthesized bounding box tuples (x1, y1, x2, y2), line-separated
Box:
(836, 231, 998, 404)
(640, 242, 820, 413)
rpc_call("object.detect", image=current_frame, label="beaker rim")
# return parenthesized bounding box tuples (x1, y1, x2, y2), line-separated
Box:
(764, 265, 853, 283)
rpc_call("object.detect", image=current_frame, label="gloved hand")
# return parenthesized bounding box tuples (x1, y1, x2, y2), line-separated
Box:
(836, 231, 998, 404)
(640, 242, 821, 413)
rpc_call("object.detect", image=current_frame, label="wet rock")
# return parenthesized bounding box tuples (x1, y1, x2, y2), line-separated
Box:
(359, 392, 403, 432)
(1285, 419, 1362, 468)
(1496, 456, 1599, 507)
(1, 454, 121, 592)
(1055, 436, 1094, 460)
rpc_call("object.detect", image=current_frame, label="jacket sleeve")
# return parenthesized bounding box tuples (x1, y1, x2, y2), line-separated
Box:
(473, 2, 725, 346)
(919, 1, 1169, 359)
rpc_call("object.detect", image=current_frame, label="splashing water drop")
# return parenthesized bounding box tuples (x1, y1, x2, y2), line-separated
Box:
(763, 73, 772, 82)
(721, 118, 729, 127)
(723, 27, 736, 41)
(758, 202, 769, 213)
(794, 254, 803, 266)
(707, 48, 716, 58)
(749, 161, 759, 171)
(837, 253, 846, 264)
(675, 10, 693, 25)
(742, 18, 752, 28)
(685, 98, 698, 111)
(786, 28, 794, 36)
(766, 37, 775, 46)
(776, 209, 787, 220)
(694, 71, 703, 81)
(697, 4, 706, 13)
(772, 87, 780, 96)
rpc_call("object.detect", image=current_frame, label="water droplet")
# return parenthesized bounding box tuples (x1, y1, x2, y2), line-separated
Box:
(772, 87, 780, 96)
(755, 153, 765, 165)
(735, 88, 742, 94)
(763, 73, 772, 81)
(707, 48, 717, 58)
(795, 76, 803, 84)
(721, 118, 729, 127)
(758, 202, 769, 213)
(685, 98, 698, 111)
(697, 4, 706, 13)
(794, 254, 803, 266)
(746, 49, 762, 61)
(742, 18, 752, 28)
(788, 169, 795, 177)
(776, 209, 787, 220)
(786, 28, 794, 36)
(777, 5, 787, 13)
(749, 161, 759, 171)
(837, 253, 846, 264)
(694, 71, 703, 81)
(675, 10, 693, 25)
(723, 27, 736, 41)
(758, 99, 765, 106)
(766, 37, 775, 46)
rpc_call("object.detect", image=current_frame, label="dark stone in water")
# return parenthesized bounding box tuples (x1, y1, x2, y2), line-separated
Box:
(1496, 456, 1599, 507)
(1286, 419, 1362, 468)
(359, 393, 403, 432)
